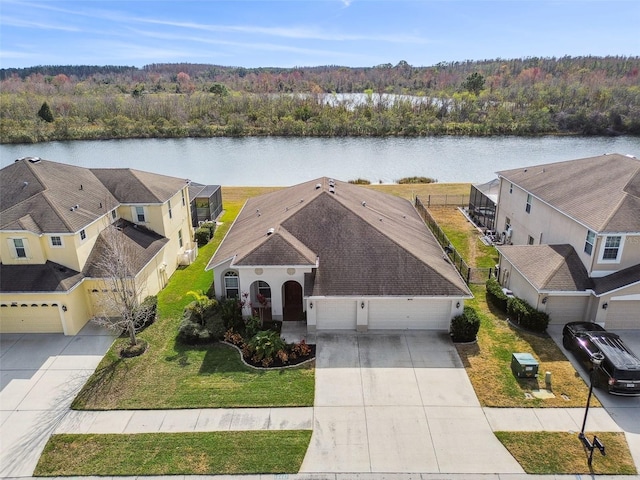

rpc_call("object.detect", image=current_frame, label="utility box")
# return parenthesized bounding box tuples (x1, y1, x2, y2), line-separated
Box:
(511, 353, 539, 378)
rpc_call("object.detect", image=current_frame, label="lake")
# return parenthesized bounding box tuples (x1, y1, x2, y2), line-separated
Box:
(1, 136, 639, 186)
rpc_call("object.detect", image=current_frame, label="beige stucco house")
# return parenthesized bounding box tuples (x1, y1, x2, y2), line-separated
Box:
(0, 157, 196, 335)
(206, 178, 472, 332)
(494, 153, 640, 329)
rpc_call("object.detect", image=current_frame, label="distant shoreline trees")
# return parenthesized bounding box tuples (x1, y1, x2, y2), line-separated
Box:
(1, 56, 638, 143)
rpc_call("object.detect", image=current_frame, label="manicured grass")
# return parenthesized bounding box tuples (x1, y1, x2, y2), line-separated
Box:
(35, 431, 312, 476)
(495, 431, 636, 475)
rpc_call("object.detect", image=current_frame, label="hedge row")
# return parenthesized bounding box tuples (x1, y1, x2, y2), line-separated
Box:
(485, 277, 550, 333)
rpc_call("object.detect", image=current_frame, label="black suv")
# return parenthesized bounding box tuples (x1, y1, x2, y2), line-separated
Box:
(562, 321, 640, 396)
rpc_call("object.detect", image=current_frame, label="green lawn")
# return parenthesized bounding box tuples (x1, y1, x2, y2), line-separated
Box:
(72, 193, 314, 410)
(35, 431, 312, 476)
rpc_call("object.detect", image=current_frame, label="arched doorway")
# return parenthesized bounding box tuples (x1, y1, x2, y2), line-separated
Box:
(249, 280, 272, 322)
(282, 281, 303, 321)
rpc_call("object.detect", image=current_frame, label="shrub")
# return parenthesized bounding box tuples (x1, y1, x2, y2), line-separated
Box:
(397, 176, 437, 184)
(220, 297, 244, 331)
(185, 291, 217, 326)
(486, 276, 508, 312)
(194, 227, 210, 247)
(134, 295, 157, 332)
(507, 297, 550, 333)
(177, 313, 214, 345)
(201, 221, 216, 237)
(450, 306, 480, 342)
(348, 178, 371, 185)
(244, 316, 262, 338)
(247, 330, 286, 363)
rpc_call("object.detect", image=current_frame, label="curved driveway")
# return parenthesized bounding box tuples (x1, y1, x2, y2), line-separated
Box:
(301, 331, 524, 474)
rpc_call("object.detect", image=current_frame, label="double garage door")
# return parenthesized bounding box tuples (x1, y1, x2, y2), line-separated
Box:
(315, 298, 451, 330)
(605, 300, 638, 329)
(0, 304, 63, 334)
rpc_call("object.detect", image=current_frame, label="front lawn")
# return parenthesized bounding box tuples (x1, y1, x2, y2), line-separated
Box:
(35, 431, 312, 476)
(72, 189, 314, 410)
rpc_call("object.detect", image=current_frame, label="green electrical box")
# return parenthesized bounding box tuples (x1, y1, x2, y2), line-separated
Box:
(511, 353, 539, 378)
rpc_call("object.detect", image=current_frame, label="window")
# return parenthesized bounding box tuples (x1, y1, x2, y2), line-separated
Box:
(51, 236, 62, 247)
(224, 271, 239, 298)
(178, 229, 183, 248)
(168, 199, 172, 219)
(257, 280, 271, 299)
(80, 229, 86, 240)
(584, 230, 595, 255)
(111, 209, 117, 220)
(525, 194, 532, 213)
(602, 236, 621, 261)
(13, 238, 26, 258)
(528, 235, 534, 245)
(135, 206, 146, 223)
(181, 189, 186, 206)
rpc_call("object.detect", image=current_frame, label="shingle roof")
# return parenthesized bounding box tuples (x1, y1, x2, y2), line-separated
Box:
(208, 178, 471, 298)
(90, 168, 188, 203)
(0, 261, 84, 292)
(497, 244, 593, 292)
(83, 219, 168, 278)
(593, 263, 640, 295)
(0, 158, 189, 234)
(497, 153, 640, 233)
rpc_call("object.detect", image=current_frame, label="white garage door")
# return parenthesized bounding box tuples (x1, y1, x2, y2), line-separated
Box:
(605, 301, 639, 329)
(316, 299, 357, 330)
(0, 304, 63, 333)
(545, 297, 588, 325)
(369, 299, 451, 330)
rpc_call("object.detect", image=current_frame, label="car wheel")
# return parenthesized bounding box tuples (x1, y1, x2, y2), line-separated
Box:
(563, 336, 573, 350)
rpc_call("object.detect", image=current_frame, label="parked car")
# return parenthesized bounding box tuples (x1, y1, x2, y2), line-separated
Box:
(562, 321, 640, 396)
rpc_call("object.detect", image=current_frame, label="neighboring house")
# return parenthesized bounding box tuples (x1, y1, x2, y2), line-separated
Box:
(188, 183, 223, 227)
(0, 157, 196, 335)
(206, 178, 472, 331)
(494, 153, 640, 329)
(469, 178, 499, 232)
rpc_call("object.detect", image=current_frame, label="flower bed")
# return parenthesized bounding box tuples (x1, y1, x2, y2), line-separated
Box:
(224, 328, 315, 368)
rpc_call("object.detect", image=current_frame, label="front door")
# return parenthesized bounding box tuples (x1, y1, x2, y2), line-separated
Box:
(283, 281, 303, 321)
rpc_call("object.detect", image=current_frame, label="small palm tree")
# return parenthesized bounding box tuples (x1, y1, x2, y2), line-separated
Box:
(186, 290, 216, 326)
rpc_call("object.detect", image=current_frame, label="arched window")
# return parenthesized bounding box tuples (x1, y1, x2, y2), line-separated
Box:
(224, 271, 239, 299)
(257, 280, 271, 300)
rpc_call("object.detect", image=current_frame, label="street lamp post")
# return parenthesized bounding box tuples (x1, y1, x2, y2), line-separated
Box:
(579, 352, 606, 467)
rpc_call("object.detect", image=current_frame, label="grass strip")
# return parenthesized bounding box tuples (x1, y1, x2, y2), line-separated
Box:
(35, 431, 312, 476)
(495, 431, 637, 475)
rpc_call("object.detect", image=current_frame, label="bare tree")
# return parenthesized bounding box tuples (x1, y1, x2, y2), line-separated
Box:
(90, 225, 152, 346)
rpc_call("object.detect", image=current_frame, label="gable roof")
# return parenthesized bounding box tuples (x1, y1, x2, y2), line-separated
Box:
(0, 260, 84, 293)
(592, 263, 640, 296)
(497, 244, 593, 292)
(207, 178, 471, 298)
(0, 158, 188, 234)
(497, 153, 640, 233)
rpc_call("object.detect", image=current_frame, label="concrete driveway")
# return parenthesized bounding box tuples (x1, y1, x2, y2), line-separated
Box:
(0, 324, 116, 477)
(300, 331, 524, 474)
(548, 325, 640, 466)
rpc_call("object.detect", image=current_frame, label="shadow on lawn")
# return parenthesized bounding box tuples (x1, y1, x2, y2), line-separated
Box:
(71, 357, 124, 409)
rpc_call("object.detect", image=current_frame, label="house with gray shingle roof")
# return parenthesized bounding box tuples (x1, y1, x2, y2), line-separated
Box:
(206, 178, 471, 332)
(494, 153, 640, 329)
(1, 157, 196, 335)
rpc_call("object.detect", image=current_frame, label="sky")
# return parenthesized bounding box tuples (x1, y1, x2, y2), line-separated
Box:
(0, 0, 639, 69)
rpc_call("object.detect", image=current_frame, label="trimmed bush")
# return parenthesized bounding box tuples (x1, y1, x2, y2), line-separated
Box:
(194, 227, 210, 247)
(507, 297, 550, 333)
(134, 295, 157, 332)
(450, 306, 480, 342)
(201, 221, 216, 237)
(177, 310, 214, 345)
(486, 276, 508, 312)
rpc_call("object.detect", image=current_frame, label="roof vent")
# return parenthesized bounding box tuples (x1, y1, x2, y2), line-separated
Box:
(362, 201, 366, 207)
(315, 183, 321, 190)
(28, 157, 41, 163)
(329, 187, 335, 194)
(267, 228, 275, 236)
(22, 181, 29, 188)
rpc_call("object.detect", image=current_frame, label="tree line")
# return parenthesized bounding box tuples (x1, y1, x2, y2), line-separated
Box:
(1, 56, 639, 143)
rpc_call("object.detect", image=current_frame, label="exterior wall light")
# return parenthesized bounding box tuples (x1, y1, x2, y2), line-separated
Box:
(602, 302, 608, 310)
(309, 302, 313, 309)
(62, 305, 68, 312)
(361, 301, 365, 309)
(456, 301, 461, 309)
(541, 296, 548, 304)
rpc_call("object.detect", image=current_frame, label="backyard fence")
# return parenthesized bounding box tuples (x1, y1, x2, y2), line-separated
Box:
(415, 196, 491, 285)
(418, 194, 469, 207)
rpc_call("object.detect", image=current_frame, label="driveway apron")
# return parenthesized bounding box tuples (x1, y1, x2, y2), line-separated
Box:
(301, 331, 524, 474)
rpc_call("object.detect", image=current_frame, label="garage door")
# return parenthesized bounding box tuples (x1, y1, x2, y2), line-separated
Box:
(316, 299, 357, 330)
(605, 301, 639, 329)
(0, 304, 63, 333)
(369, 299, 451, 330)
(545, 297, 588, 325)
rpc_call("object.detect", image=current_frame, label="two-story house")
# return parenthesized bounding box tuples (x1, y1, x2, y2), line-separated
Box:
(0, 157, 196, 335)
(493, 153, 640, 329)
